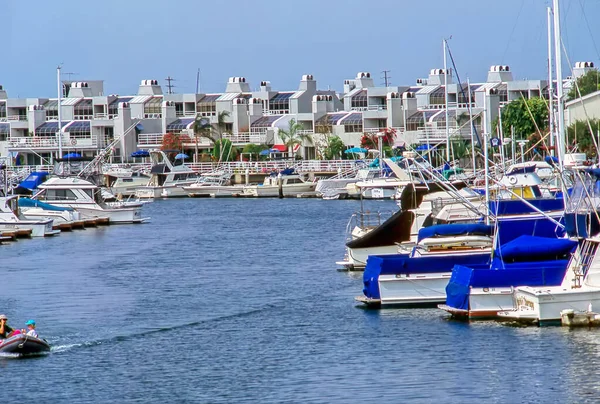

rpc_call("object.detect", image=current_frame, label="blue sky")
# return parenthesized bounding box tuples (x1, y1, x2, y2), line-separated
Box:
(2, 0, 599, 97)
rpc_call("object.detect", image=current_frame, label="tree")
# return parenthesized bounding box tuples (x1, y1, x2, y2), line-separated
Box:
(494, 97, 548, 146)
(277, 118, 311, 158)
(360, 128, 397, 155)
(242, 143, 269, 161)
(192, 116, 211, 162)
(323, 136, 345, 160)
(161, 132, 184, 151)
(193, 111, 231, 144)
(567, 119, 600, 159)
(567, 69, 600, 100)
(212, 138, 238, 162)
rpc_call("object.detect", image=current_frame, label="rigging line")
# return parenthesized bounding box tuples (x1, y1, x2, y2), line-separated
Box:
(577, 0, 600, 60)
(500, 0, 526, 64)
(445, 41, 481, 148)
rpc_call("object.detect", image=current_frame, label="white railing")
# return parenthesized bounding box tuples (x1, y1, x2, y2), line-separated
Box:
(297, 130, 314, 135)
(263, 109, 289, 116)
(74, 115, 93, 120)
(7, 115, 27, 121)
(350, 107, 368, 111)
(137, 133, 212, 147)
(222, 133, 267, 144)
(94, 113, 109, 119)
(144, 113, 162, 119)
(176, 111, 196, 118)
(367, 105, 387, 111)
(7, 136, 98, 148)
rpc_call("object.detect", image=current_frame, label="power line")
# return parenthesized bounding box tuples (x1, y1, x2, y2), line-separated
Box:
(381, 70, 391, 87)
(165, 76, 176, 94)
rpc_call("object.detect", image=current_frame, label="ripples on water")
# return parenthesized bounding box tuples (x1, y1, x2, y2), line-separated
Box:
(2, 198, 600, 403)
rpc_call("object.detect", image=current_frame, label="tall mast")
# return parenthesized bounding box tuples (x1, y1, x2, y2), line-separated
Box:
(467, 78, 476, 172)
(443, 39, 450, 162)
(553, 0, 566, 168)
(547, 7, 555, 156)
(57, 65, 63, 158)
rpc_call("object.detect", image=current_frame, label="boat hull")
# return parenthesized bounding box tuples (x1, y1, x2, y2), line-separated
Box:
(242, 183, 316, 197)
(0, 334, 50, 356)
(136, 184, 193, 199)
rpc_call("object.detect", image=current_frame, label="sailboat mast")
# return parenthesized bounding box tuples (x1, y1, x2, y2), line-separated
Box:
(443, 39, 450, 162)
(547, 7, 555, 157)
(468, 78, 476, 172)
(57, 66, 63, 158)
(553, 0, 566, 168)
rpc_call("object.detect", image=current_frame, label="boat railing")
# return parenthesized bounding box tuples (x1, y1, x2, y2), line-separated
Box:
(345, 210, 395, 242)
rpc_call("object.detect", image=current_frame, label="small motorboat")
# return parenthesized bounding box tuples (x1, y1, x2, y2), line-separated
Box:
(0, 333, 50, 356)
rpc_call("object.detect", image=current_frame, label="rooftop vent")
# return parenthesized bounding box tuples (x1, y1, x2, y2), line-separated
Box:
(119, 102, 130, 108)
(228, 77, 247, 83)
(141, 79, 159, 86)
(302, 74, 314, 81)
(233, 98, 246, 104)
(490, 65, 510, 72)
(575, 61, 595, 68)
(356, 72, 371, 79)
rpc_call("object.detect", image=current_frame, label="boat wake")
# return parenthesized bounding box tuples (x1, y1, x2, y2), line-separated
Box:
(49, 304, 280, 354)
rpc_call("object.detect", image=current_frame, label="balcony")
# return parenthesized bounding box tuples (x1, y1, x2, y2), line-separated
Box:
(8, 136, 98, 150)
(74, 115, 93, 120)
(7, 115, 27, 121)
(263, 109, 289, 116)
(399, 126, 480, 145)
(176, 111, 197, 118)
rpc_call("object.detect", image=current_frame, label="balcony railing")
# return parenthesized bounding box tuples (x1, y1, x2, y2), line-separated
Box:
(264, 109, 289, 116)
(8, 136, 98, 149)
(7, 115, 27, 121)
(367, 105, 387, 111)
(94, 113, 109, 119)
(222, 133, 267, 144)
(143, 113, 162, 119)
(74, 115, 93, 120)
(176, 111, 197, 118)
(137, 133, 212, 147)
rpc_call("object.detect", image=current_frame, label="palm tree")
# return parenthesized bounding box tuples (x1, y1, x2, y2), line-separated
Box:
(278, 118, 311, 159)
(193, 111, 231, 162)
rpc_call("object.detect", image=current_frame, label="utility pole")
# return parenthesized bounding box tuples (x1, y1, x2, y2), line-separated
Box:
(165, 76, 176, 94)
(381, 70, 391, 87)
(195, 69, 201, 94)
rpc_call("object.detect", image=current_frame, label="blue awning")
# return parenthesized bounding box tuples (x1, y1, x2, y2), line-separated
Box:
(36, 121, 69, 135)
(167, 118, 195, 131)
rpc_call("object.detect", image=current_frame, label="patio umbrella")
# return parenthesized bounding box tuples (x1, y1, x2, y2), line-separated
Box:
(259, 148, 278, 156)
(175, 153, 189, 160)
(344, 147, 367, 154)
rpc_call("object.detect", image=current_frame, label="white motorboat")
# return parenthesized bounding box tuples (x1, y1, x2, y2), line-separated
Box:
(18, 197, 84, 231)
(0, 195, 58, 237)
(241, 170, 316, 197)
(34, 177, 148, 224)
(105, 167, 151, 198)
(135, 150, 198, 199)
(182, 172, 245, 197)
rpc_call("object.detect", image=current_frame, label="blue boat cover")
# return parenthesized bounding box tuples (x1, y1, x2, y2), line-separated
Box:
(18, 197, 73, 212)
(362, 253, 490, 300)
(498, 235, 577, 261)
(17, 172, 49, 191)
(417, 223, 493, 242)
(445, 260, 569, 310)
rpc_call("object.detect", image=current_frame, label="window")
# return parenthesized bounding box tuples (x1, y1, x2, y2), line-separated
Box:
(45, 189, 77, 200)
(175, 103, 184, 117)
(197, 95, 219, 117)
(268, 93, 293, 114)
(144, 97, 163, 118)
(74, 99, 93, 119)
(0, 102, 6, 119)
(429, 87, 446, 105)
(351, 90, 367, 110)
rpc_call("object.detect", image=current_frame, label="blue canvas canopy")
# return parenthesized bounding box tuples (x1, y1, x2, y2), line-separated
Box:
(16, 172, 49, 191)
(417, 223, 493, 242)
(18, 197, 73, 212)
(506, 165, 536, 175)
(131, 150, 150, 158)
(62, 153, 82, 159)
(498, 235, 577, 261)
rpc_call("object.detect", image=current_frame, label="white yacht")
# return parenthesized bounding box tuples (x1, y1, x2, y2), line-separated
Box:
(182, 172, 245, 197)
(0, 195, 57, 237)
(135, 150, 198, 198)
(241, 170, 316, 197)
(34, 177, 147, 224)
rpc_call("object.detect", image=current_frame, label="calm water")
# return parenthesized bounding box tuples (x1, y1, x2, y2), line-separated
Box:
(2, 198, 600, 403)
